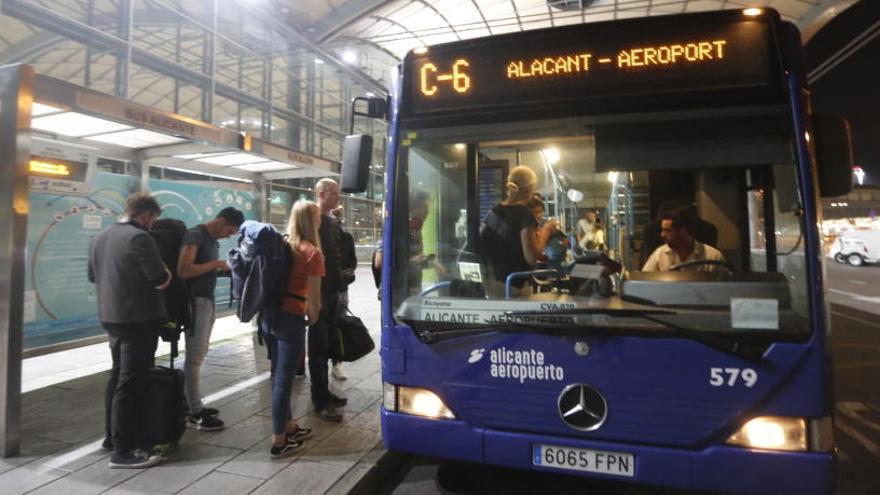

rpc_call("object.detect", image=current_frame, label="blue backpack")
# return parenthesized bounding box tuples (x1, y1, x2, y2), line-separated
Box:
(228, 221, 293, 323)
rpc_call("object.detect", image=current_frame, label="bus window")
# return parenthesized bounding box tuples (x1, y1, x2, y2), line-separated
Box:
(392, 115, 807, 334)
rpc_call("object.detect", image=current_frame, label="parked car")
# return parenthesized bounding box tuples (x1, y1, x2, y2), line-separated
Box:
(829, 231, 880, 266)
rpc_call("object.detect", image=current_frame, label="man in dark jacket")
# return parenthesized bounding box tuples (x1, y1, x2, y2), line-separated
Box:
(330, 206, 357, 381)
(89, 193, 171, 469)
(311, 178, 348, 421)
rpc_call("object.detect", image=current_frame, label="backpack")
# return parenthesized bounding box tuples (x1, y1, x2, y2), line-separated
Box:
(150, 219, 193, 355)
(228, 221, 293, 323)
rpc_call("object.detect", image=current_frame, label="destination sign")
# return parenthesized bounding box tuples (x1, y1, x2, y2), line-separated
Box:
(407, 14, 777, 115)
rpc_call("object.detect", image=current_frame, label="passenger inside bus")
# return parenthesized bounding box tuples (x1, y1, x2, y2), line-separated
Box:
(527, 194, 545, 225)
(479, 166, 558, 295)
(576, 210, 605, 251)
(641, 207, 727, 272)
(406, 188, 445, 296)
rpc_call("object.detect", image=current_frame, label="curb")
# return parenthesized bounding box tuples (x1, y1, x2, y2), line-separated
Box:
(325, 441, 409, 495)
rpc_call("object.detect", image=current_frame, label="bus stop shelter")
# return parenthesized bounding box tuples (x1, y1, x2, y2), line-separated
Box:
(0, 64, 338, 457)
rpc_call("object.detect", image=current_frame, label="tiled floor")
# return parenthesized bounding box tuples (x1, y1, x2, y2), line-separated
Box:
(3, 267, 385, 494)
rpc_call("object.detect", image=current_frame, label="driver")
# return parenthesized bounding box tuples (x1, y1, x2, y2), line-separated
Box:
(642, 208, 725, 272)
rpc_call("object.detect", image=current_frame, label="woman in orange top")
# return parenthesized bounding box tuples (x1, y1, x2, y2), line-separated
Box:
(268, 200, 325, 458)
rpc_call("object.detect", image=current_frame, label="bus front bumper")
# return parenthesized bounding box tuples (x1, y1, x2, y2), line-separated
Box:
(381, 409, 835, 495)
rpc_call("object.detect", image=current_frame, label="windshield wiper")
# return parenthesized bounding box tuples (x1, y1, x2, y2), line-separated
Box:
(507, 308, 768, 361)
(403, 319, 565, 344)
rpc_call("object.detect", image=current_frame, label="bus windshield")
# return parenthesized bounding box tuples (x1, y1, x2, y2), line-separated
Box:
(391, 112, 810, 339)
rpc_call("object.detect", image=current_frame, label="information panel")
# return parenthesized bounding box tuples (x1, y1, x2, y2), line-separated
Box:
(407, 14, 777, 115)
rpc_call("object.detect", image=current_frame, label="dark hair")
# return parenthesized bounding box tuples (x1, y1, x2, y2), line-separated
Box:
(216, 207, 245, 228)
(660, 207, 694, 233)
(410, 189, 430, 210)
(125, 192, 162, 217)
(527, 196, 544, 211)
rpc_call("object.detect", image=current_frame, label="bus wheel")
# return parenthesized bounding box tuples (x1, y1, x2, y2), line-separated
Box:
(847, 254, 864, 267)
(834, 253, 847, 263)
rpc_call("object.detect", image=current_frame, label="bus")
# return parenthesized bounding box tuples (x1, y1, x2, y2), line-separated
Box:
(343, 8, 852, 494)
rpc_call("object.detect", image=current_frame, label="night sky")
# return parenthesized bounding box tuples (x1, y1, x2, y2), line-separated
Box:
(806, 0, 880, 186)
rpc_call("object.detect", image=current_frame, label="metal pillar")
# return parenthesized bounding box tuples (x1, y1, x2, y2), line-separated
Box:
(0, 64, 34, 458)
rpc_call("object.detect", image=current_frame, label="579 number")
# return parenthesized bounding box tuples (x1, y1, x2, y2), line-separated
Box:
(709, 367, 757, 387)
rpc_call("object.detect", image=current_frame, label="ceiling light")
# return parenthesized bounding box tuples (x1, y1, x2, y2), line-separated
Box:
(85, 129, 187, 148)
(32, 103, 65, 117)
(413, 47, 428, 55)
(234, 161, 298, 172)
(607, 171, 619, 184)
(541, 148, 560, 165)
(32, 112, 132, 137)
(342, 50, 358, 64)
(743, 8, 763, 16)
(315, 58, 324, 65)
(173, 152, 232, 160)
(159, 166, 253, 183)
(197, 152, 271, 166)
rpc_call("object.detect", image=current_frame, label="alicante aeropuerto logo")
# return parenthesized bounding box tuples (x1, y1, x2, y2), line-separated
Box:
(468, 348, 486, 363)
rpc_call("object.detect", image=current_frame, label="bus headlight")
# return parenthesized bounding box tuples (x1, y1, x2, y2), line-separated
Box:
(726, 416, 807, 451)
(383, 383, 456, 419)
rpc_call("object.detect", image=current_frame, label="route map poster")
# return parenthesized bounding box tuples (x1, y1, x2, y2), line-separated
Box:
(24, 172, 258, 350)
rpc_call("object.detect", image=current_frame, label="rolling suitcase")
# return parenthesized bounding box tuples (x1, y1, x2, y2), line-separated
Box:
(142, 329, 187, 453)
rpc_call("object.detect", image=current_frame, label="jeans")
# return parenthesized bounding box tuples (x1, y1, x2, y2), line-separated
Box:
(262, 311, 307, 435)
(104, 323, 159, 454)
(184, 297, 215, 414)
(309, 291, 339, 409)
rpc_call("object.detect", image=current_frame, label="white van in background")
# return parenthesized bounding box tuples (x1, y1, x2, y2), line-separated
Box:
(830, 230, 880, 266)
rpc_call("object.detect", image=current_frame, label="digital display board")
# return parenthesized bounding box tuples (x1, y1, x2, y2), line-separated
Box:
(29, 139, 96, 194)
(29, 156, 89, 181)
(406, 13, 778, 116)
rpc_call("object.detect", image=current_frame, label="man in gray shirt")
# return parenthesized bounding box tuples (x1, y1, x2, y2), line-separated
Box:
(88, 193, 171, 469)
(177, 207, 244, 430)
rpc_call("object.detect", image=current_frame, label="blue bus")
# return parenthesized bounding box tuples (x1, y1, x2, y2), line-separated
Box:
(344, 8, 852, 494)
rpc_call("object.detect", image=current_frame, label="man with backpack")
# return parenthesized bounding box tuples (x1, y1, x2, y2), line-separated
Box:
(177, 207, 245, 430)
(89, 193, 170, 469)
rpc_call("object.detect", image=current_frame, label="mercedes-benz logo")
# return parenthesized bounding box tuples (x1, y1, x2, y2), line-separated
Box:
(557, 384, 607, 431)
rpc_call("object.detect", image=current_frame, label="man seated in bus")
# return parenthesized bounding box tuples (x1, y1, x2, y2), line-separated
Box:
(642, 207, 726, 272)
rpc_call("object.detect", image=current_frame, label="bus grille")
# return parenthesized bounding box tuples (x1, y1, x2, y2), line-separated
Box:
(447, 384, 740, 446)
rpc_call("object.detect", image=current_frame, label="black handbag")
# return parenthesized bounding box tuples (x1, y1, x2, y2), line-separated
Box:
(331, 306, 375, 362)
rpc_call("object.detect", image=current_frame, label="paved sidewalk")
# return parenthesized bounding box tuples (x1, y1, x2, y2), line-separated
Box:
(1, 268, 386, 495)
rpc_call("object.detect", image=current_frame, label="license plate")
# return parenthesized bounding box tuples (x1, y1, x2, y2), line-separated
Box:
(532, 444, 635, 477)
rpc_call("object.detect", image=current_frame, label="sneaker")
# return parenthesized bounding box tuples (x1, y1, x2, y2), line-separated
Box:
(288, 427, 313, 442)
(270, 436, 305, 459)
(187, 410, 225, 431)
(101, 437, 113, 451)
(329, 393, 348, 408)
(315, 405, 343, 422)
(109, 449, 161, 469)
(201, 407, 220, 417)
(331, 362, 348, 381)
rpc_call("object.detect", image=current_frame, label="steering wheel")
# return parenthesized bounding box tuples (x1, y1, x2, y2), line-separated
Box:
(669, 259, 734, 271)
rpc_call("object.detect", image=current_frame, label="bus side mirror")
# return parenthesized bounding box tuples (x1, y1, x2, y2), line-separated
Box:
(813, 114, 854, 198)
(341, 134, 372, 194)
